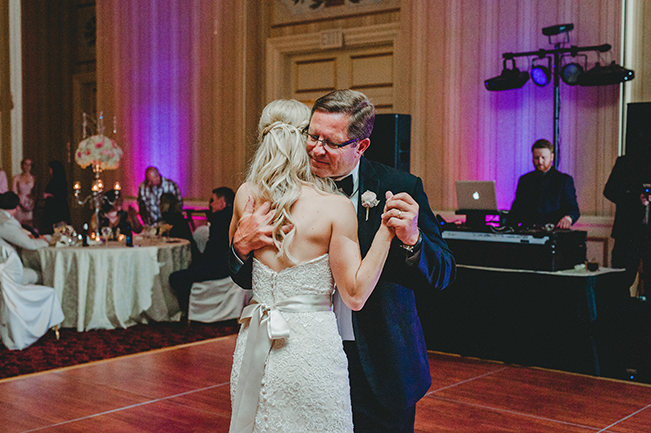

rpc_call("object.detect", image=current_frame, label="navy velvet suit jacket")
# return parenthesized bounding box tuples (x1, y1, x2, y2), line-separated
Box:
(230, 157, 456, 409)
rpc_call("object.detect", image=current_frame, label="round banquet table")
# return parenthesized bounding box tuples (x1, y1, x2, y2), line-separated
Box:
(21, 237, 191, 331)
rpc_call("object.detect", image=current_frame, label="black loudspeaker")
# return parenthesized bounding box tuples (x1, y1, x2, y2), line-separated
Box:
(366, 114, 411, 172)
(625, 102, 651, 157)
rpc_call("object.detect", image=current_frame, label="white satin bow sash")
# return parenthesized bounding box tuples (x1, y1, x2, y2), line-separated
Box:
(229, 294, 332, 433)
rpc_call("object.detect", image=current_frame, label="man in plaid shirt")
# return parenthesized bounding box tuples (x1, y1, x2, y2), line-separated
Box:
(137, 166, 183, 226)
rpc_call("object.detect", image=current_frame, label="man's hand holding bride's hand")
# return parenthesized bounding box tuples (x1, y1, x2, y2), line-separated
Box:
(382, 191, 419, 246)
(233, 196, 292, 259)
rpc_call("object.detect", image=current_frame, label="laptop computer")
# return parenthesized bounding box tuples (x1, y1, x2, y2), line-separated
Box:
(455, 180, 497, 211)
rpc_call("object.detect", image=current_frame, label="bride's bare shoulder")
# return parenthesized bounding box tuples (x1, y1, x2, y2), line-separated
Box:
(236, 182, 253, 195)
(302, 186, 354, 214)
(233, 183, 258, 215)
(234, 182, 258, 203)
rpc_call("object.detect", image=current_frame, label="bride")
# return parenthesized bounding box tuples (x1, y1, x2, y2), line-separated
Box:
(229, 99, 394, 433)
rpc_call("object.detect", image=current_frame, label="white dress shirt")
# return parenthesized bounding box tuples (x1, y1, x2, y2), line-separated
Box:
(0, 209, 48, 284)
(332, 162, 360, 341)
(0, 210, 48, 250)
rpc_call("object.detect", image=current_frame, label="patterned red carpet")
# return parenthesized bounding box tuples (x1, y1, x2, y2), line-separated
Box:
(0, 320, 239, 380)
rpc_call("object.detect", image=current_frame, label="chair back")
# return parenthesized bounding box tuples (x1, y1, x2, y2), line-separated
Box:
(0, 243, 24, 285)
(193, 225, 210, 254)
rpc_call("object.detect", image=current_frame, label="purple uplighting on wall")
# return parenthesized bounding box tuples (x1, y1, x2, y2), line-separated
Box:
(100, 1, 197, 199)
(127, 32, 192, 197)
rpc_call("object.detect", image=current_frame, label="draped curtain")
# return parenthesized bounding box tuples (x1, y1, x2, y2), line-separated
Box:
(96, 0, 247, 201)
(409, 0, 623, 216)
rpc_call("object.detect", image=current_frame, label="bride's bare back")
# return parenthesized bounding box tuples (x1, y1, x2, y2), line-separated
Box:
(253, 185, 354, 271)
(231, 182, 392, 310)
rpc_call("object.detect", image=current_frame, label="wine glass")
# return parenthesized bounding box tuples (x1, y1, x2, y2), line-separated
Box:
(101, 226, 112, 244)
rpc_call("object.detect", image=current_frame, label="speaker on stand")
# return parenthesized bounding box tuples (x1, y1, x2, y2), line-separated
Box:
(625, 102, 651, 157)
(365, 114, 411, 173)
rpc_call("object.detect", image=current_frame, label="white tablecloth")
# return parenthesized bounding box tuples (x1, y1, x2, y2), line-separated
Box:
(22, 237, 191, 331)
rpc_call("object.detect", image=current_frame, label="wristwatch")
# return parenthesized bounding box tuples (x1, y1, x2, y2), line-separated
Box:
(399, 231, 422, 254)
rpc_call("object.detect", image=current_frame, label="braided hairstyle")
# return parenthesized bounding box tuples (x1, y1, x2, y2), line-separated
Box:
(246, 99, 336, 262)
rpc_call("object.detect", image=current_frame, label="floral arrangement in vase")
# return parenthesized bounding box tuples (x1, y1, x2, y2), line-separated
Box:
(75, 134, 123, 170)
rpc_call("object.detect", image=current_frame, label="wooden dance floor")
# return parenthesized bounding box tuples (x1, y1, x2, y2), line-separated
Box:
(2, 334, 651, 432)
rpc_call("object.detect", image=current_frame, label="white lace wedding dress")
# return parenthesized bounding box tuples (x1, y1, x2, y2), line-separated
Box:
(230, 253, 353, 433)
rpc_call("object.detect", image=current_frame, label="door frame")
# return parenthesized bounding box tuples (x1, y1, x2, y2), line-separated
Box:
(265, 23, 400, 103)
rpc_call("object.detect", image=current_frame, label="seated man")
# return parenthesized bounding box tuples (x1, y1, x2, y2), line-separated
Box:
(160, 192, 199, 261)
(137, 166, 183, 226)
(169, 187, 235, 321)
(0, 192, 48, 284)
(507, 139, 580, 230)
(92, 190, 143, 235)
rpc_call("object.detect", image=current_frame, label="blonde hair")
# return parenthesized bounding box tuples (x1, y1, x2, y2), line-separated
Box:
(246, 99, 337, 262)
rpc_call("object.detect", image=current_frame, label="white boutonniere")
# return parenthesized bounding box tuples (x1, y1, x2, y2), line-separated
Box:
(361, 191, 380, 221)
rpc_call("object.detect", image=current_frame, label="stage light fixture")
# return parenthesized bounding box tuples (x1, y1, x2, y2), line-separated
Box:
(577, 61, 635, 86)
(484, 59, 530, 91)
(542, 23, 574, 36)
(560, 62, 584, 85)
(531, 57, 551, 87)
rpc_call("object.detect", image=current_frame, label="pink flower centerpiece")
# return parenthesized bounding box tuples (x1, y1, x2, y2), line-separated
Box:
(75, 135, 123, 170)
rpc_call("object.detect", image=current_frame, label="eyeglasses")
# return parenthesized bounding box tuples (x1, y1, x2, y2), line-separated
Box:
(302, 127, 358, 150)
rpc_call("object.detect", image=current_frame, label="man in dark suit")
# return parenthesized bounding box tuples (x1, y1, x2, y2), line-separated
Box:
(230, 90, 456, 432)
(507, 139, 580, 230)
(604, 152, 651, 293)
(169, 187, 235, 321)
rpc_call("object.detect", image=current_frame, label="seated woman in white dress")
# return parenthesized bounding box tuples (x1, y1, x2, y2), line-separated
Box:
(228, 100, 394, 433)
(0, 192, 64, 351)
(0, 192, 48, 285)
(0, 240, 65, 350)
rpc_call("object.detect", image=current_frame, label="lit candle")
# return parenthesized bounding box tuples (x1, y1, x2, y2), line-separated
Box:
(92, 184, 99, 192)
(97, 180, 104, 190)
(73, 181, 81, 190)
(113, 116, 117, 134)
(114, 182, 121, 191)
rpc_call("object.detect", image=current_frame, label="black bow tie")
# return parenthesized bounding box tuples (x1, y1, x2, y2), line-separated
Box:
(335, 174, 354, 197)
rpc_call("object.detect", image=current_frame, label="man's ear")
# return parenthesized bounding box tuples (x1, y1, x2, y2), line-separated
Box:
(357, 138, 371, 155)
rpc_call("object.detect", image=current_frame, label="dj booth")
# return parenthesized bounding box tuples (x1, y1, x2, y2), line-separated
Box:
(417, 227, 627, 378)
(442, 229, 587, 271)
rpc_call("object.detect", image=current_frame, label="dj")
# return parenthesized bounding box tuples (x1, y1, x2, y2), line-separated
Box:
(507, 139, 580, 230)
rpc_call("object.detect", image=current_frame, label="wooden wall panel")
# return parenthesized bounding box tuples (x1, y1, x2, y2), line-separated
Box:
(272, 24, 399, 113)
(21, 0, 74, 203)
(269, 9, 400, 39)
(296, 59, 337, 92)
(626, 0, 651, 103)
(0, 0, 10, 174)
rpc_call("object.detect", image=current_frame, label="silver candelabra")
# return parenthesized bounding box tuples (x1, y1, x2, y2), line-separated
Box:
(73, 164, 121, 240)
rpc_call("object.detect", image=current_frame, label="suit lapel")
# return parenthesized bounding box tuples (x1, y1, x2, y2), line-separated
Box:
(357, 158, 380, 255)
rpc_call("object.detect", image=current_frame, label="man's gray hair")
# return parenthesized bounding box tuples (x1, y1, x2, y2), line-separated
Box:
(311, 89, 375, 142)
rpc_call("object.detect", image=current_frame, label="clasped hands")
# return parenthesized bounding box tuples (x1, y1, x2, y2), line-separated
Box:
(232, 191, 420, 260)
(641, 193, 651, 207)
